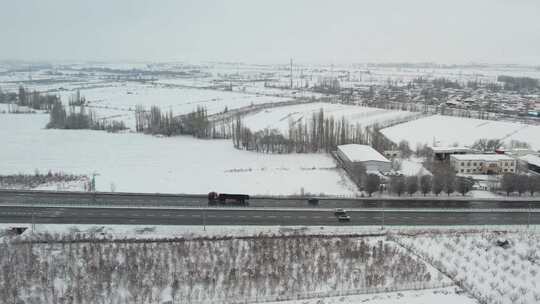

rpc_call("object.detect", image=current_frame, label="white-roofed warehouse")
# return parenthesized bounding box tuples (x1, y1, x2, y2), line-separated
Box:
(336, 144, 391, 173)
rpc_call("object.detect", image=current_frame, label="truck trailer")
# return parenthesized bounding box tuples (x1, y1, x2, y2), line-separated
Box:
(208, 192, 250, 206)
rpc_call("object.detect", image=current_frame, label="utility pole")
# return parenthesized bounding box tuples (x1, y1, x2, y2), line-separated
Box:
(290, 58, 293, 89)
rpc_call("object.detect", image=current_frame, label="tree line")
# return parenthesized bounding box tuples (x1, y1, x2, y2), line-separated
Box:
(0, 86, 17, 103)
(497, 75, 539, 91)
(500, 173, 540, 196)
(134, 105, 228, 138)
(231, 108, 395, 154)
(361, 164, 475, 197)
(0, 86, 60, 111)
(47, 101, 126, 132)
(17, 86, 60, 110)
(361, 167, 540, 197)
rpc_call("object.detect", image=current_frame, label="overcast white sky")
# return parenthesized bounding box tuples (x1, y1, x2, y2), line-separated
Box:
(1, 0, 539, 64)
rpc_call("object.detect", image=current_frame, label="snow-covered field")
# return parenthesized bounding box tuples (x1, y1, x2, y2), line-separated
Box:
(242, 102, 417, 133)
(397, 231, 540, 304)
(58, 82, 290, 115)
(381, 115, 540, 150)
(0, 114, 357, 195)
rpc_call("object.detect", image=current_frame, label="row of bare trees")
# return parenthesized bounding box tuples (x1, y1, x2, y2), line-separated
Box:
(16, 86, 60, 110)
(231, 109, 394, 154)
(134, 105, 229, 138)
(46, 101, 126, 132)
(500, 174, 540, 196)
(0, 86, 60, 111)
(361, 164, 475, 197)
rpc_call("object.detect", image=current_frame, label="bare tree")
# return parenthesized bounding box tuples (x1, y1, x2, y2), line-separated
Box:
(527, 175, 540, 196)
(390, 175, 406, 196)
(455, 176, 474, 196)
(471, 138, 503, 152)
(501, 173, 516, 196)
(405, 176, 418, 196)
(419, 175, 432, 196)
(398, 140, 412, 158)
(515, 175, 529, 196)
(432, 174, 444, 196)
(364, 174, 381, 197)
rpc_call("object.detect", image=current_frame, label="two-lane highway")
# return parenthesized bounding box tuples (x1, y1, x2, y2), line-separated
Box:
(1, 206, 539, 226)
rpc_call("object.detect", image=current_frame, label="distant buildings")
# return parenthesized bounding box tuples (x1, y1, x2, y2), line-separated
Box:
(450, 154, 516, 175)
(430, 146, 472, 162)
(337, 144, 391, 173)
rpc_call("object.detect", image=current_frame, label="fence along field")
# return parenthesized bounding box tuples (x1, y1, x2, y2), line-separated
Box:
(0, 233, 450, 304)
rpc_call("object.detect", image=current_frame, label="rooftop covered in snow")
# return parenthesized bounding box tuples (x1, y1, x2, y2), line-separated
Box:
(430, 146, 472, 153)
(451, 154, 515, 161)
(337, 144, 390, 163)
(520, 154, 540, 167)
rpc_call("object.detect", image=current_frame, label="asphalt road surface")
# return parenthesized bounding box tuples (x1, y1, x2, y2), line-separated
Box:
(1, 189, 540, 210)
(1, 206, 539, 226)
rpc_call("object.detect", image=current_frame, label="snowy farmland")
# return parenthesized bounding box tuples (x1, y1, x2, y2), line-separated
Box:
(0, 114, 357, 195)
(58, 82, 290, 114)
(396, 231, 540, 304)
(0, 230, 451, 304)
(381, 115, 540, 150)
(242, 102, 418, 134)
(52, 82, 294, 129)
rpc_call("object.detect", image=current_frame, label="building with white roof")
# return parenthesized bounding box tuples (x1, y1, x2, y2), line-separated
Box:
(430, 146, 472, 162)
(450, 154, 516, 175)
(337, 144, 391, 173)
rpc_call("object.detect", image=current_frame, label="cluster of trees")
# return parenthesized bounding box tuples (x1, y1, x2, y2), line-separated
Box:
(0, 87, 91, 113)
(465, 80, 502, 91)
(0, 235, 438, 304)
(16, 86, 60, 110)
(313, 77, 341, 94)
(134, 105, 227, 138)
(497, 75, 539, 91)
(68, 89, 87, 106)
(232, 109, 394, 154)
(47, 101, 126, 132)
(500, 173, 540, 196)
(471, 138, 531, 152)
(471, 138, 504, 152)
(135, 105, 180, 135)
(0, 86, 17, 103)
(412, 77, 462, 89)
